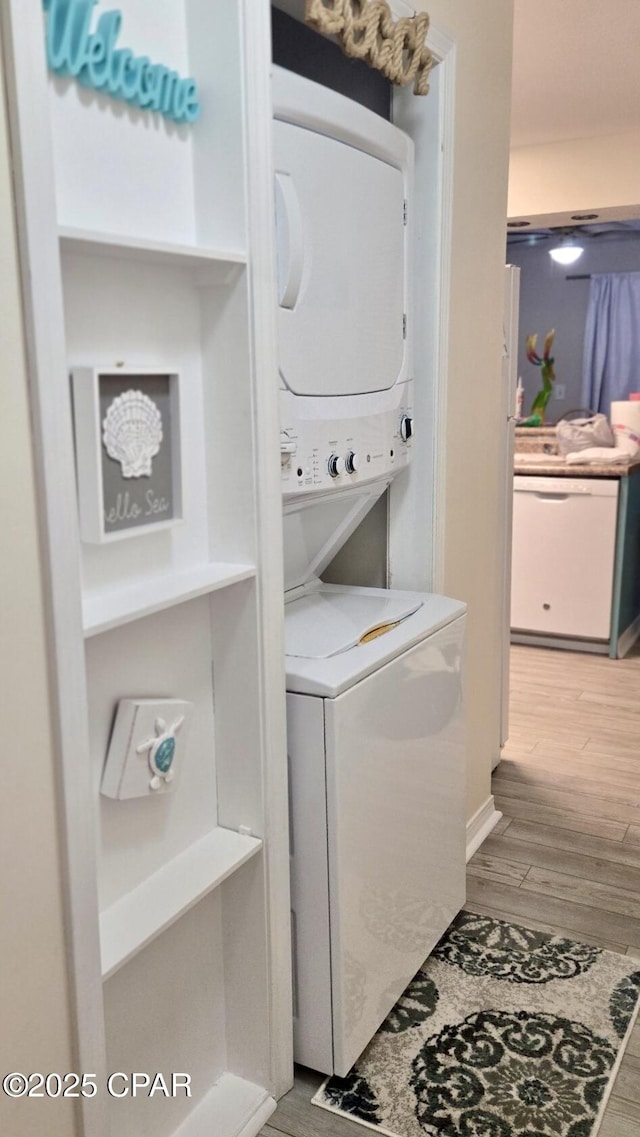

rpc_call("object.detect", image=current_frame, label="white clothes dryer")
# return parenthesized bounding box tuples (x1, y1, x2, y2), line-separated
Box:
(273, 66, 414, 497)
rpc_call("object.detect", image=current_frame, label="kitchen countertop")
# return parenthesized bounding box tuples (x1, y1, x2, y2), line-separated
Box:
(513, 426, 640, 477)
(514, 455, 640, 478)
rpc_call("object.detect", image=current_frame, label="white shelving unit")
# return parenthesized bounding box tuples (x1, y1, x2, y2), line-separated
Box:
(59, 226, 247, 281)
(83, 561, 256, 637)
(2, 2, 292, 1136)
(100, 826, 262, 979)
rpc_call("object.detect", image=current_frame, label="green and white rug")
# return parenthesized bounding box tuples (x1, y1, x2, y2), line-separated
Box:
(313, 911, 640, 1137)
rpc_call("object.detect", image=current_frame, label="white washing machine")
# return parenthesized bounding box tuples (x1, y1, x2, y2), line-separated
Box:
(283, 493, 466, 1076)
(273, 68, 466, 1076)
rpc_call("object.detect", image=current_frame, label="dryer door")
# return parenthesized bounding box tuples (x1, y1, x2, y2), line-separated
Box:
(274, 119, 407, 398)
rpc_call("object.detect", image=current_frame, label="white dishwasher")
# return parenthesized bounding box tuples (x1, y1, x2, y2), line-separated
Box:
(511, 476, 619, 641)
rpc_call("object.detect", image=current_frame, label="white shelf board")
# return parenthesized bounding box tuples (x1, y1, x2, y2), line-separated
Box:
(59, 226, 247, 281)
(83, 561, 256, 637)
(100, 827, 262, 980)
(173, 1074, 275, 1137)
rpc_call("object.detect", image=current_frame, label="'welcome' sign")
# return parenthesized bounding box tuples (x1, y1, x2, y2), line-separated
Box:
(43, 0, 201, 124)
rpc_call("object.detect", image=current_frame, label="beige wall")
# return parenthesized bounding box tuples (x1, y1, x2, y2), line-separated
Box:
(509, 131, 640, 221)
(0, 38, 78, 1137)
(324, 4, 515, 824)
(420, 0, 515, 821)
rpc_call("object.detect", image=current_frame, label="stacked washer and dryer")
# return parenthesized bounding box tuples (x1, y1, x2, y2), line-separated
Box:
(273, 67, 466, 1077)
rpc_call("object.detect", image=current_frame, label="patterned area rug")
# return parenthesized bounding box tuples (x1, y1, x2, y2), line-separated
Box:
(312, 911, 640, 1137)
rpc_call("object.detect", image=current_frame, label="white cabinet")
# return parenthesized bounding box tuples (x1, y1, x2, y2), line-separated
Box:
(511, 476, 619, 641)
(2, 2, 291, 1135)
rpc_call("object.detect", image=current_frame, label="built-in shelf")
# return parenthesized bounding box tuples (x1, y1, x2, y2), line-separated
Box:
(59, 226, 247, 282)
(173, 1074, 275, 1137)
(83, 561, 256, 637)
(100, 827, 262, 980)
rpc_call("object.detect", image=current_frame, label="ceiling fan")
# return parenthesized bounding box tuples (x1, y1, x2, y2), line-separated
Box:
(507, 221, 640, 247)
(507, 220, 640, 265)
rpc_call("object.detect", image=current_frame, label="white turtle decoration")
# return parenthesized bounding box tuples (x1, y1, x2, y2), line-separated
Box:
(103, 388, 163, 477)
(136, 714, 185, 791)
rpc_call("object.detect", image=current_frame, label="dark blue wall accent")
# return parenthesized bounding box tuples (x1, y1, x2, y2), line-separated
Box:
(271, 7, 392, 120)
(611, 468, 640, 655)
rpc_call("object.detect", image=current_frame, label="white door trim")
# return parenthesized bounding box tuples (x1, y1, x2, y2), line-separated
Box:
(388, 27, 456, 593)
(466, 796, 503, 863)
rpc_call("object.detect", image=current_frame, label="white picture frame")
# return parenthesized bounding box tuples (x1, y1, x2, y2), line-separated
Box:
(71, 367, 183, 543)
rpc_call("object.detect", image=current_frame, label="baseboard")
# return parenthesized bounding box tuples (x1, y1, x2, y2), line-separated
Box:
(466, 796, 502, 863)
(616, 612, 640, 659)
(511, 632, 609, 655)
(172, 1076, 275, 1137)
(238, 1095, 277, 1137)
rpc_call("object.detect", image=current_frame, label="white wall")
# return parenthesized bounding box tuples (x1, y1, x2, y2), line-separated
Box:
(0, 32, 78, 1137)
(418, 0, 515, 820)
(508, 235, 640, 414)
(509, 131, 640, 223)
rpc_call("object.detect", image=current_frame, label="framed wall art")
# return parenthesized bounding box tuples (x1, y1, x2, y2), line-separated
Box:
(71, 368, 183, 543)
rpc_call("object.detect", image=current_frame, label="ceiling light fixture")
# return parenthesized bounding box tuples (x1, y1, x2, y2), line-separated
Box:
(549, 236, 584, 265)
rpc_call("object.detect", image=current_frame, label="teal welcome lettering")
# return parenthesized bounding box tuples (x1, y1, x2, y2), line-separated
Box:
(42, 0, 201, 124)
(44, 0, 97, 76)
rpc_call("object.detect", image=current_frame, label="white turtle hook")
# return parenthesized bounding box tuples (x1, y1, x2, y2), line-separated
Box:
(136, 714, 185, 791)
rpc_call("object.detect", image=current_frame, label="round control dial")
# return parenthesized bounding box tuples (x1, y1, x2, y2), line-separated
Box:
(328, 453, 345, 478)
(400, 414, 414, 442)
(345, 451, 359, 474)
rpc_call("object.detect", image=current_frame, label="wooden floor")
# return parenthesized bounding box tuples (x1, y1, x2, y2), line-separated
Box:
(262, 644, 640, 1137)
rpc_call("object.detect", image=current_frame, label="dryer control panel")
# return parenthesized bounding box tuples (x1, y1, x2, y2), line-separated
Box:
(280, 399, 413, 498)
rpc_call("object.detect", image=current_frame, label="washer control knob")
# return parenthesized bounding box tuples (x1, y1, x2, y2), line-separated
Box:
(280, 430, 297, 465)
(328, 453, 345, 478)
(345, 451, 360, 474)
(400, 414, 414, 442)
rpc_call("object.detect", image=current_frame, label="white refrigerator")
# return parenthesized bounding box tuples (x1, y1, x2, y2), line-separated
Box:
(496, 263, 521, 764)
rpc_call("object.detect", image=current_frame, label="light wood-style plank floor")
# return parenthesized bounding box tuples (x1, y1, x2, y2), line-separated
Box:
(262, 644, 640, 1137)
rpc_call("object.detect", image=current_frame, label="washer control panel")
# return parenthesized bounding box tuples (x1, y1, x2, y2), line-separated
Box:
(280, 403, 414, 497)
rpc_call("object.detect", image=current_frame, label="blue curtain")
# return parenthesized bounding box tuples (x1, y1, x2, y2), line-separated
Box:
(581, 272, 640, 412)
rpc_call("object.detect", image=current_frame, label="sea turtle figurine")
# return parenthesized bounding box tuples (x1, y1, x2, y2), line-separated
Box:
(136, 714, 185, 791)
